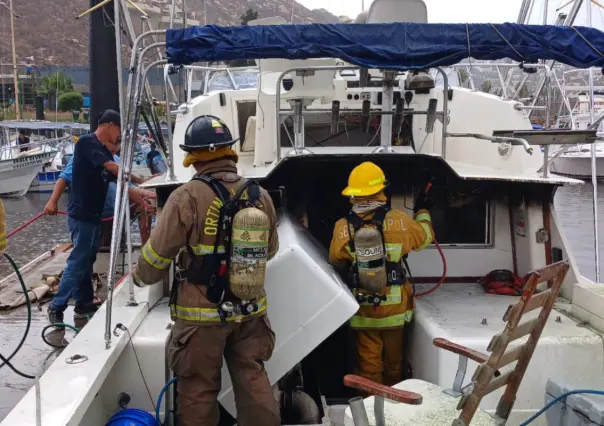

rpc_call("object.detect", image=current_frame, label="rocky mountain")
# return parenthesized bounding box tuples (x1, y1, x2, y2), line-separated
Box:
(0, 0, 339, 67)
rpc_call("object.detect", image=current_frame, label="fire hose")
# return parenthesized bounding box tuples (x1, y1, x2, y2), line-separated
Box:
(413, 181, 447, 298)
(7, 210, 116, 239)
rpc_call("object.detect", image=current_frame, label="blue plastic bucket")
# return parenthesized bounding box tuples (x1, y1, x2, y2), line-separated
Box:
(105, 409, 157, 426)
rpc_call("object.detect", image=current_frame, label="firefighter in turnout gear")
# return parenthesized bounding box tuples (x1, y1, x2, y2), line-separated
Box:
(329, 162, 434, 386)
(132, 115, 280, 426)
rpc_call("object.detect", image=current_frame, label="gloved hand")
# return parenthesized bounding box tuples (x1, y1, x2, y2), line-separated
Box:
(132, 268, 144, 288)
(414, 194, 432, 213)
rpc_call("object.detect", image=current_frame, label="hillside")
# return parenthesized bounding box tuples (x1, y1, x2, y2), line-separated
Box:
(0, 0, 339, 66)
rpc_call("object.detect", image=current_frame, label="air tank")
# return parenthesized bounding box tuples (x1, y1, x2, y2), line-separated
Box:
(354, 226, 388, 293)
(229, 207, 270, 300)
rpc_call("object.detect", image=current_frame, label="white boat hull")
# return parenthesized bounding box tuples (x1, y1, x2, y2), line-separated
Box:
(0, 151, 58, 196)
(28, 170, 63, 193)
(551, 154, 604, 179)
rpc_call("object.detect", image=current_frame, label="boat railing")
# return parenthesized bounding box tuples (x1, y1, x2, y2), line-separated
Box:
(0, 136, 68, 161)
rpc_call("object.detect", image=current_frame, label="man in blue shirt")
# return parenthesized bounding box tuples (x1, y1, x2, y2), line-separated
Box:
(43, 154, 150, 219)
(46, 110, 150, 325)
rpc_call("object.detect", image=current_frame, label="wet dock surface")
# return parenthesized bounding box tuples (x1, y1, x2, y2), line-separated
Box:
(1, 184, 604, 421)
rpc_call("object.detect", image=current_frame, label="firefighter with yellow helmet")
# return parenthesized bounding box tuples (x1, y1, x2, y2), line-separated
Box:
(132, 115, 280, 426)
(329, 161, 434, 386)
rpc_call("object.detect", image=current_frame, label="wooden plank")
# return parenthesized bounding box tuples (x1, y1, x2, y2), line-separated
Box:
(503, 290, 551, 323)
(533, 261, 569, 285)
(497, 345, 525, 369)
(482, 371, 513, 396)
(343, 375, 422, 405)
(433, 338, 489, 364)
(510, 318, 539, 342)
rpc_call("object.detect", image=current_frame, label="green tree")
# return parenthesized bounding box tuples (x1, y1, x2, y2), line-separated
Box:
(480, 80, 492, 94)
(58, 91, 84, 112)
(240, 8, 259, 25)
(38, 72, 74, 109)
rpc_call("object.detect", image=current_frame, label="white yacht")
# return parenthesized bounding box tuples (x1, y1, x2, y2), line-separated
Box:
(3, 1, 604, 425)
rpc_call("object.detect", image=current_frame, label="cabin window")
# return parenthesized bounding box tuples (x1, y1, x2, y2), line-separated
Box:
(431, 198, 493, 247)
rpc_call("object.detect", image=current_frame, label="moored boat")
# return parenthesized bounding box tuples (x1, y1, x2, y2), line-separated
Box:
(3, 1, 604, 425)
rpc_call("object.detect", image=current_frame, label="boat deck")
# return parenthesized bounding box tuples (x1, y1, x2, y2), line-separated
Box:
(0, 249, 126, 421)
(411, 282, 604, 425)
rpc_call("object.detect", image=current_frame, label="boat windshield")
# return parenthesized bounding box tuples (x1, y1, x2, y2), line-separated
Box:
(207, 69, 258, 92)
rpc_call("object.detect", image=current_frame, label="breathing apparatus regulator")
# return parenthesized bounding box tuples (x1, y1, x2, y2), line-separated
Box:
(176, 116, 271, 323)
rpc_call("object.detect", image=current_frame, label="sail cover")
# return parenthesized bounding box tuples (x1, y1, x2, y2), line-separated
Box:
(166, 22, 604, 69)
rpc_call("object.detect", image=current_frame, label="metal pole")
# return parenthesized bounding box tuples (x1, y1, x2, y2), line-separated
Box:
(543, 71, 551, 178)
(165, 65, 177, 182)
(380, 71, 395, 148)
(587, 0, 601, 282)
(544, 0, 549, 24)
(8, 0, 19, 120)
(115, 0, 124, 118)
(349, 397, 371, 426)
(292, 99, 305, 152)
(435, 67, 449, 159)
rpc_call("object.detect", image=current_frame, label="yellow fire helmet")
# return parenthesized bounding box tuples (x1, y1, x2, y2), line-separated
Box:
(342, 161, 387, 197)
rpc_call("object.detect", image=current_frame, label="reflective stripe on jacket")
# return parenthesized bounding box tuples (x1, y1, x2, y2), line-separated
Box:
(170, 297, 267, 323)
(133, 159, 279, 325)
(329, 208, 434, 330)
(0, 199, 6, 257)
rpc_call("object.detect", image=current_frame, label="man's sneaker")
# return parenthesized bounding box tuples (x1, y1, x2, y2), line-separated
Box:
(47, 307, 64, 324)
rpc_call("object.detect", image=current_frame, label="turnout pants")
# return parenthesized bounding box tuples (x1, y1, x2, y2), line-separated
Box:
(169, 315, 281, 426)
(355, 327, 405, 386)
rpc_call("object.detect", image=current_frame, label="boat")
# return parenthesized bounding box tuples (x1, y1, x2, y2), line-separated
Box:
(0, 121, 68, 196)
(550, 90, 604, 179)
(3, 1, 604, 425)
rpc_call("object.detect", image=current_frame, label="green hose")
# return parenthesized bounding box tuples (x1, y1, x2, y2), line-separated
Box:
(41, 323, 80, 348)
(0, 253, 34, 379)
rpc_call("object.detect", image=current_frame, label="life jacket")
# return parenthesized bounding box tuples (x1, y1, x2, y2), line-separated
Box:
(184, 172, 270, 321)
(346, 205, 406, 306)
(480, 269, 524, 296)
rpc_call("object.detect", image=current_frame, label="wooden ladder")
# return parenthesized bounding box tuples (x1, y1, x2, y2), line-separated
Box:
(454, 260, 570, 426)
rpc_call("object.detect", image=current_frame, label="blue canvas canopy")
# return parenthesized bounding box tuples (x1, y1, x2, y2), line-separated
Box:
(166, 22, 604, 70)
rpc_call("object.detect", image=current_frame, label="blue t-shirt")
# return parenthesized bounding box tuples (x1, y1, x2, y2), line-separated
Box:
(68, 133, 115, 223)
(60, 153, 122, 219)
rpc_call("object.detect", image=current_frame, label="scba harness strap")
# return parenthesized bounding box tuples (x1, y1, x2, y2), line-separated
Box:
(346, 206, 406, 307)
(183, 171, 264, 322)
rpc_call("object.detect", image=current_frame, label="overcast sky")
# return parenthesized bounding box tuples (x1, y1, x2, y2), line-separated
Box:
(295, 0, 601, 26)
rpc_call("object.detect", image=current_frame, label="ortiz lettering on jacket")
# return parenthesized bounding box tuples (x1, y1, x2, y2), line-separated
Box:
(204, 197, 224, 236)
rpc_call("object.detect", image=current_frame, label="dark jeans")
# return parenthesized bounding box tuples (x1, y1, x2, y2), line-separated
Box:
(50, 216, 101, 313)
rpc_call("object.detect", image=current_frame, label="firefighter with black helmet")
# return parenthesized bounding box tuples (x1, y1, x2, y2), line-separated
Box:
(133, 115, 280, 426)
(329, 161, 434, 386)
